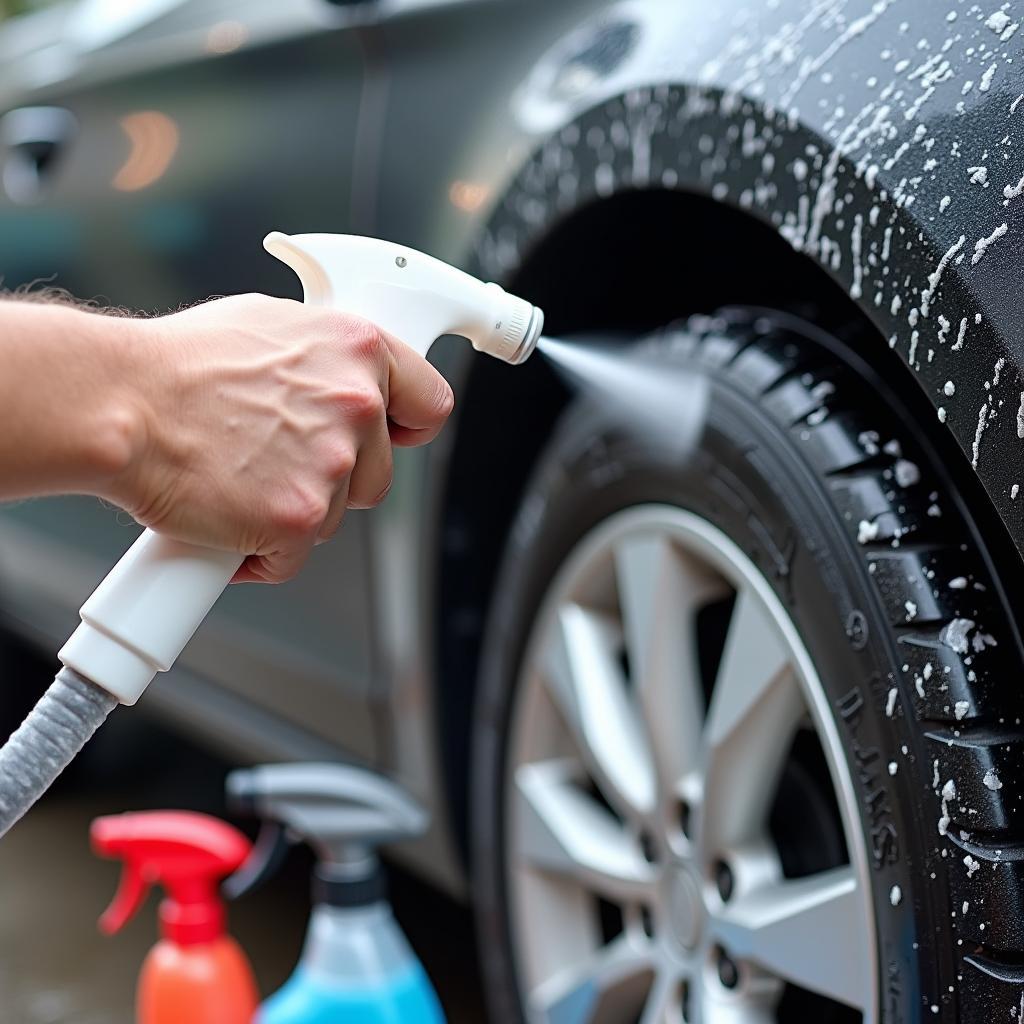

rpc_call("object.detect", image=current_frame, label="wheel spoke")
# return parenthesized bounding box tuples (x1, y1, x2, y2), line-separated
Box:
(528, 934, 657, 1024)
(698, 997, 776, 1024)
(699, 586, 802, 853)
(614, 533, 725, 795)
(514, 760, 657, 903)
(710, 866, 870, 1010)
(542, 603, 657, 818)
(638, 970, 681, 1024)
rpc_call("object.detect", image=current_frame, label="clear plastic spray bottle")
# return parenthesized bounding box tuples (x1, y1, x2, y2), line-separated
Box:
(225, 762, 446, 1024)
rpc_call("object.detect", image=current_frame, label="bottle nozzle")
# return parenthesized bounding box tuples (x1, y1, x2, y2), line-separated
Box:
(226, 763, 426, 877)
(91, 811, 251, 945)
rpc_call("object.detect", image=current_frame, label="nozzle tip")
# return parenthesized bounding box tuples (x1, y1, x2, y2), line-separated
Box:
(510, 304, 544, 365)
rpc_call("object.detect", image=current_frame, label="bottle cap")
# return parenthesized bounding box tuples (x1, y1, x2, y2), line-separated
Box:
(91, 810, 251, 946)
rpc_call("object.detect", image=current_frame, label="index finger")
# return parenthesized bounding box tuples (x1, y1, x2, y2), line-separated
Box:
(383, 331, 455, 447)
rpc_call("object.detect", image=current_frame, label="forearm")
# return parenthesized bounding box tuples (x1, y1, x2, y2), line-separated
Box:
(0, 302, 146, 501)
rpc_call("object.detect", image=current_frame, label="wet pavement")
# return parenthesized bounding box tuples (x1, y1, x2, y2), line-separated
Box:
(0, 705, 485, 1023)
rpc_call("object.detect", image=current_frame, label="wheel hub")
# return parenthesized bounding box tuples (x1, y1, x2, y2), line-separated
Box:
(662, 862, 704, 953)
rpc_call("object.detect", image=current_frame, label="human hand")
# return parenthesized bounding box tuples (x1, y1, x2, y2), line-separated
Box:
(110, 294, 453, 583)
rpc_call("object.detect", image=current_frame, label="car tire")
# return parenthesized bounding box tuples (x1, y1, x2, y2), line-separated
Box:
(471, 309, 1024, 1023)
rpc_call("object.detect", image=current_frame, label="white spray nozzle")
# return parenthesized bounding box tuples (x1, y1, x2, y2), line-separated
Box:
(264, 232, 543, 364)
(59, 233, 544, 705)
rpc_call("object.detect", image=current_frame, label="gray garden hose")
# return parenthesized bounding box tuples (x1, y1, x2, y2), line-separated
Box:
(0, 667, 116, 839)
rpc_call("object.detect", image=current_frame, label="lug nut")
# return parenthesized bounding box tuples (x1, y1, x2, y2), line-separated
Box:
(716, 947, 739, 989)
(640, 832, 657, 863)
(678, 800, 692, 838)
(679, 978, 691, 1021)
(714, 859, 734, 902)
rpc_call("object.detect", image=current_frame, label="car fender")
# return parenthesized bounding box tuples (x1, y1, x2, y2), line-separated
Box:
(454, 0, 1024, 553)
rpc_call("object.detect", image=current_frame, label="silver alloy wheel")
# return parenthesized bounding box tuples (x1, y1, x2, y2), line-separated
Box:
(505, 505, 877, 1023)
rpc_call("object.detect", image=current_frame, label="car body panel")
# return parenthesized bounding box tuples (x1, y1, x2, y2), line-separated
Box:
(2, 0, 1024, 897)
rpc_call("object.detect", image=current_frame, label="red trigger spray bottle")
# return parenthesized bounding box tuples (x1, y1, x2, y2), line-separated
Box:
(91, 810, 260, 1024)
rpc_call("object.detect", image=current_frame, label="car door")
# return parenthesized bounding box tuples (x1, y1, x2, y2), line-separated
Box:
(0, 0, 380, 758)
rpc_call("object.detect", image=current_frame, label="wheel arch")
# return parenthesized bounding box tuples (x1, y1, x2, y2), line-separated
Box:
(427, 0, 1024, 852)
(433, 182, 1015, 856)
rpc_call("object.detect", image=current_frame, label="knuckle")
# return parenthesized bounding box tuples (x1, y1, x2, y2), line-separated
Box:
(274, 487, 328, 536)
(343, 384, 385, 422)
(323, 442, 357, 483)
(346, 320, 387, 362)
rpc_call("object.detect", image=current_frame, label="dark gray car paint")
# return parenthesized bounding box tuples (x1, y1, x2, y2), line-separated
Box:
(1, 0, 1023, 892)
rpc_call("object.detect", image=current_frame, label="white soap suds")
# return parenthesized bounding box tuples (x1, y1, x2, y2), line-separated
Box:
(972, 401, 990, 467)
(941, 618, 976, 654)
(952, 318, 968, 351)
(954, 700, 970, 720)
(921, 235, 966, 318)
(890, 884, 902, 906)
(858, 519, 880, 544)
(972, 223, 1008, 265)
(1005, 173, 1024, 200)
(895, 459, 920, 487)
(939, 778, 956, 836)
(984, 768, 1003, 791)
(987, 10, 1011, 32)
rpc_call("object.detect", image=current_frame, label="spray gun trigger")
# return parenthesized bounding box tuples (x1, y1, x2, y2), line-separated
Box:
(99, 861, 148, 935)
(222, 822, 290, 901)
